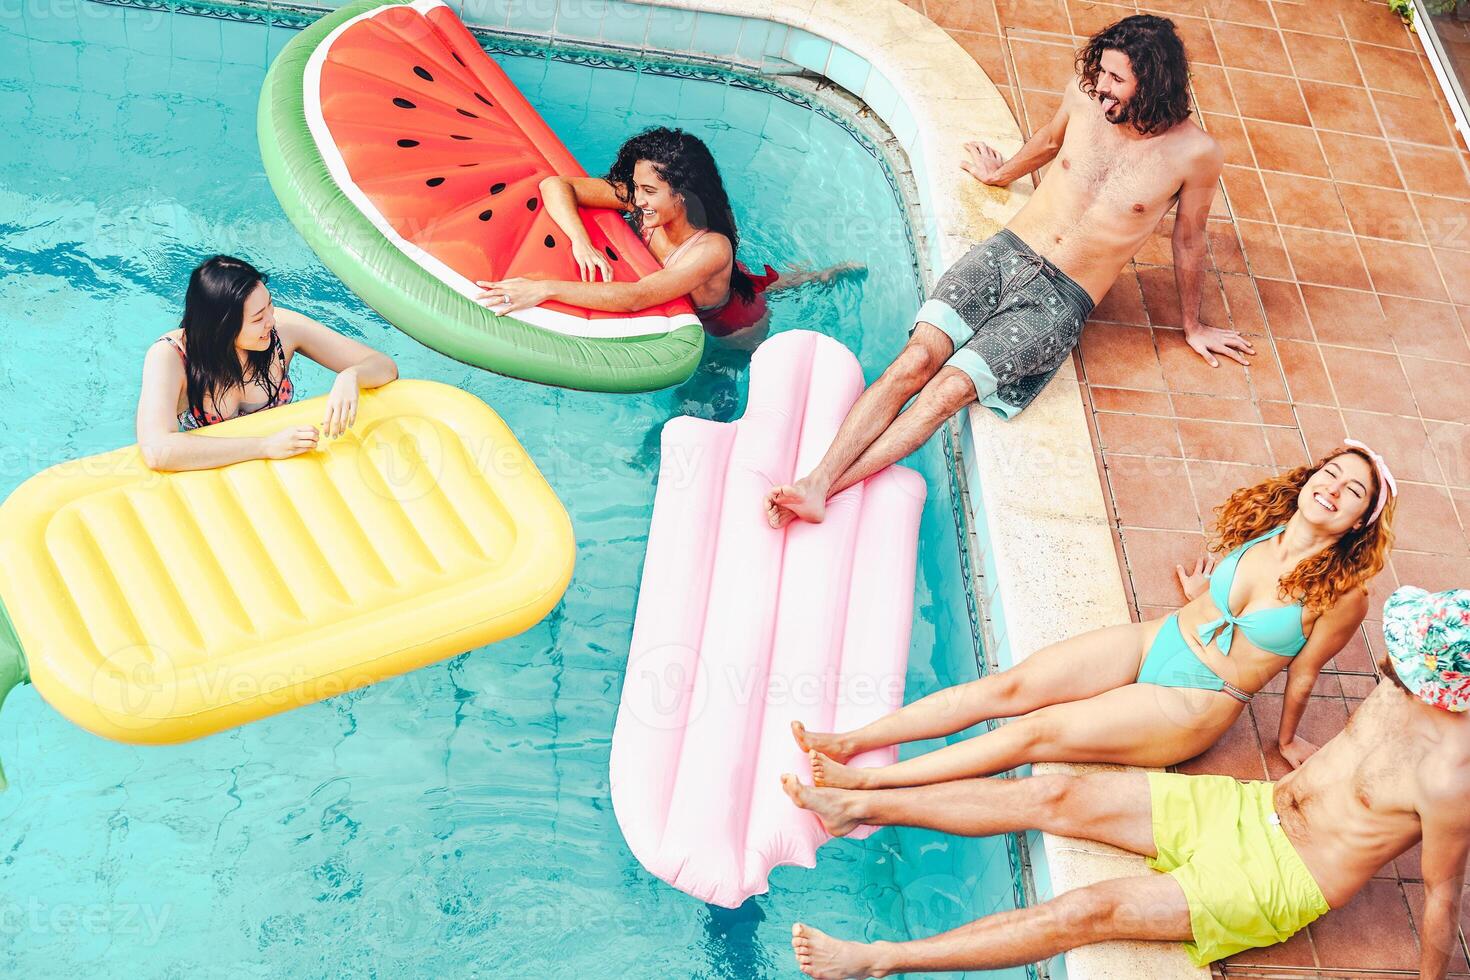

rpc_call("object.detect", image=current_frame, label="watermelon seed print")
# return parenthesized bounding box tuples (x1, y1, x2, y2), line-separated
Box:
(263, 0, 702, 390)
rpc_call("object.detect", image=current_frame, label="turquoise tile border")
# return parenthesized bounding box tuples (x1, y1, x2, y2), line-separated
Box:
(458, 0, 512, 28)
(644, 3, 696, 50)
(598, 0, 649, 46)
(861, 68, 899, 121)
(888, 97, 919, 149)
(689, 10, 741, 57)
(553, 0, 606, 42)
(782, 27, 830, 75)
(505, 0, 555, 34)
(732, 18, 769, 63)
(825, 43, 869, 96)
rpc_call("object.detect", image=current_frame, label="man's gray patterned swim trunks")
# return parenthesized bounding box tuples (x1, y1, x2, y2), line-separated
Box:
(915, 228, 1095, 419)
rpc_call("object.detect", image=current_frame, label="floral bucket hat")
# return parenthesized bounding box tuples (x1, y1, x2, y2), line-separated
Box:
(1382, 586, 1470, 713)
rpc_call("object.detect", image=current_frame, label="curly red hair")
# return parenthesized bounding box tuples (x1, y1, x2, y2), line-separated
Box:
(1208, 447, 1395, 613)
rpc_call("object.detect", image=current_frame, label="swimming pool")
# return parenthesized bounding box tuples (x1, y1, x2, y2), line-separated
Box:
(0, 2, 1025, 976)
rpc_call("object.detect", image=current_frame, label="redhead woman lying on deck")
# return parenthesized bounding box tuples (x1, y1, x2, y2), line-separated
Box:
(794, 443, 1398, 787)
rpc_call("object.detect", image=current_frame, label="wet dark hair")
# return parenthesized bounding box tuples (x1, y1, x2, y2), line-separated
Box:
(179, 255, 283, 422)
(605, 127, 755, 304)
(1076, 15, 1192, 137)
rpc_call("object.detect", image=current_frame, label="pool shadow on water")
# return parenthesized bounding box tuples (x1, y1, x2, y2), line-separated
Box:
(634, 341, 754, 474)
(702, 900, 777, 979)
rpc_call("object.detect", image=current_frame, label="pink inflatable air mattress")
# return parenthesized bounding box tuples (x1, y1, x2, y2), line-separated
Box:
(610, 330, 927, 907)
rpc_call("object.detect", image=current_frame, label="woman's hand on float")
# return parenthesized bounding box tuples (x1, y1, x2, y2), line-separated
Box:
(263, 425, 320, 459)
(1174, 555, 1216, 601)
(475, 278, 551, 315)
(571, 239, 613, 283)
(322, 366, 360, 438)
(1278, 736, 1319, 770)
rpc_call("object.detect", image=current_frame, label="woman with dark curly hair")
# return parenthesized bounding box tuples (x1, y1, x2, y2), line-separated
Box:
(475, 127, 851, 347)
(137, 255, 397, 471)
(790, 444, 1398, 788)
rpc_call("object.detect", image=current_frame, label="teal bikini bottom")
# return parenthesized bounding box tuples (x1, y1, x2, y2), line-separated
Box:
(1137, 615, 1254, 704)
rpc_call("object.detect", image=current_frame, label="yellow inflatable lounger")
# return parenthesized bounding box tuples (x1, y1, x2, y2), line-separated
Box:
(0, 380, 574, 788)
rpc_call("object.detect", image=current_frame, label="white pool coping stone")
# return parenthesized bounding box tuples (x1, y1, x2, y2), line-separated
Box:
(616, 1, 1211, 978)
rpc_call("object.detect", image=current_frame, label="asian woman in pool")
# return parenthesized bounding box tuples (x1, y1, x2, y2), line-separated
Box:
(475, 127, 857, 349)
(792, 444, 1397, 787)
(136, 255, 398, 471)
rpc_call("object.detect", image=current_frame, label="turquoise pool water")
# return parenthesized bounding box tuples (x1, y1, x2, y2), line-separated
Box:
(0, 3, 1023, 977)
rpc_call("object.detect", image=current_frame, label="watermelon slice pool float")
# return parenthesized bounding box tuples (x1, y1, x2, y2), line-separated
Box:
(258, 0, 704, 392)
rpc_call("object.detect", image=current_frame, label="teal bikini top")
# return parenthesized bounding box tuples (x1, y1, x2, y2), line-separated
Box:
(1198, 525, 1307, 658)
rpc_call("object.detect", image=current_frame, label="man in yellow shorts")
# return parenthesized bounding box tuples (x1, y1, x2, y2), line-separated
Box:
(779, 585, 1470, 979)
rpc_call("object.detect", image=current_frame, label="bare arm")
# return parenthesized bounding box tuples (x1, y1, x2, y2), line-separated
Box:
(477, 235, 733, 315)
(539, 176, 628, 282)
(277, 308, 398, 438)
(276, 308, 397, 385)
(1416, 771, 1470, 980)
(135, 341, 317, 472)
(1277, 590, 1368, 766)
(1171, 140, 1253, 367)
(962, 97, 1070, 187)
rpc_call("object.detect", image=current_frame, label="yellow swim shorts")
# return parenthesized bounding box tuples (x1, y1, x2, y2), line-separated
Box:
(1147, 772, 1331, 966)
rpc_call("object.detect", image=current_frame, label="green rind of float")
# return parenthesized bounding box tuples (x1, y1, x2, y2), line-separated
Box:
(0, 594, 31, 792)
(257, 0, 703, 393)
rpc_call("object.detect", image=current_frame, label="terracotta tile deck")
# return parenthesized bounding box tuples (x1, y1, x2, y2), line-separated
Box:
(905, 0, 1470, 974)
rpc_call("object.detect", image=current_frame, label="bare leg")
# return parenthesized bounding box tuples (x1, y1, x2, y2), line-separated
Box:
(765, 261, 866, 293)
(765, 323, 953, 528)
(827, 366, 978, 500)
(812, 681, 1236, 790)
(782, 769, 1157, 850)
(791, 875, 1192, 978)
(793, 619, 1155, 763)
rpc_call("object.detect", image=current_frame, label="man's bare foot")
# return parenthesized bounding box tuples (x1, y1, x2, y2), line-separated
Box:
(790, 721, 858, 763)
(764, 476, 828, 529)
(780, 773, 862, 838)
(791, 923, 890, 979)
(809, 750, 874, 790)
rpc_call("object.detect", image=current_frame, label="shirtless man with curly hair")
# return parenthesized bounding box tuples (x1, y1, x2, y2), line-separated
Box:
(767, 15, 1251, 529)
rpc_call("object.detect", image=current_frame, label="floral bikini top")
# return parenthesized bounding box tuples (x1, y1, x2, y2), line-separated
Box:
(158, 330, 294, 430)
(1198, 525, 1308, 658)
